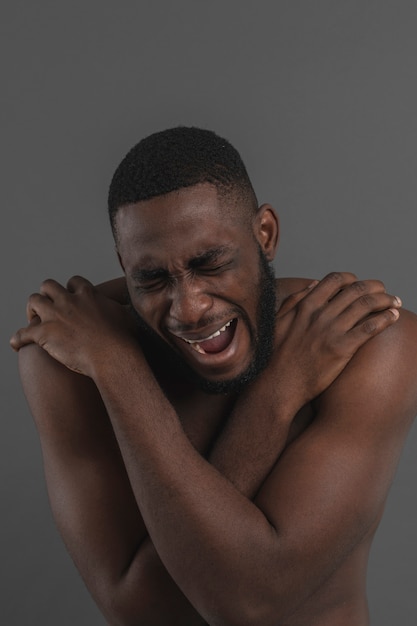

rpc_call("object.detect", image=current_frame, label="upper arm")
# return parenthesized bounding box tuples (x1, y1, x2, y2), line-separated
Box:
(18, 345, 148, 613)
(255, 309, 417, 600)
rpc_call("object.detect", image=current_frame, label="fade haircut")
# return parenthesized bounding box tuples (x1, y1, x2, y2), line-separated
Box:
(107, 126, 257, 234)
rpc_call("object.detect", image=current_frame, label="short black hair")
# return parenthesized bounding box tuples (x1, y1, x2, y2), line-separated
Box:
(108, 126, 257, 232)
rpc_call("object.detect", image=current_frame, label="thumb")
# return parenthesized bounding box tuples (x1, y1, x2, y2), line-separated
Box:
(276, 280, 319, 319)
(10, 316, 42, 351)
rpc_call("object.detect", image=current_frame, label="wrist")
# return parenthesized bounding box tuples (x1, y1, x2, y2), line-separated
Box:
(89, 337, 147, 385)
(245, 367, 307, 424)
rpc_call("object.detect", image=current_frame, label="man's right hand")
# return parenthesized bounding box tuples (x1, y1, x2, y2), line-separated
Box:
(271, 271, 401, 411)
(210, 272, 402, 499)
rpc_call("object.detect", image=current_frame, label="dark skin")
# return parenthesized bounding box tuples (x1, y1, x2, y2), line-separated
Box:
(11, 183, 417, 626)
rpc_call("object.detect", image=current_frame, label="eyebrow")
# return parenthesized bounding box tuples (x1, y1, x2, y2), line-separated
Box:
(131, 267, 168, 283)
(188, 245, 233, 269)
(131, 245, 234, 282)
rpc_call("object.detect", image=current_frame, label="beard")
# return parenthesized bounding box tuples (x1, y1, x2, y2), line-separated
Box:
(128, 248, 277, 395)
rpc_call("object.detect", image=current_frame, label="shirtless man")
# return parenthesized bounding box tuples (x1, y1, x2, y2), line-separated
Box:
(11, 127, 417, 626)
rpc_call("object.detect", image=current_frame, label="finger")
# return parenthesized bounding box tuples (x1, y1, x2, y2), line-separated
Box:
(10, 316, 42, 351)
(323, 279, 389, 317)
(345, 307, 400, 348)
(39, 278, 68, 300)
(304, 272, 359, 305)
(337, 292, 402, 331)
(281, 272, 359, 320)
(277, 280, 319, 318)
(66, 275, 94, 294)
(26, 292, 54, 322)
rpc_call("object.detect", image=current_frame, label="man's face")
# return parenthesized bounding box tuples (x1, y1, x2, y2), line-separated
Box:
(115, 183, 278, 393)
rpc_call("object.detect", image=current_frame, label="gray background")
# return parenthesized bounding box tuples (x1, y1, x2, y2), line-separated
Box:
(1, 2, 416, 624)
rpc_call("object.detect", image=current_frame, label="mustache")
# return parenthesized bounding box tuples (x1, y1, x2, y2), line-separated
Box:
(167, 310, 240, 335)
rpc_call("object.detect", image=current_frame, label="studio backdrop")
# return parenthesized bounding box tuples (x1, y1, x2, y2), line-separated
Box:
(2, 2, 416, 624)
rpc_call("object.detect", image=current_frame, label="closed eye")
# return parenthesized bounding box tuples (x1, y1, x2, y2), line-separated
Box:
(135, 276, 174, 293)
(198, 263, 231, 275)
(134, 281, 165, 293)
(132, 269, 170, 293)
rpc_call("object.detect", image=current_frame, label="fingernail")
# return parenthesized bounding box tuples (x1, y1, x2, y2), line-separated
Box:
(394, 296, 402, 307)
(307, 280, 319, 289)
(389, 308, 400, 319)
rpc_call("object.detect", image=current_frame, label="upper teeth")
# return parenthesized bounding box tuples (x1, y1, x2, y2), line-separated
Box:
(182, 319, 233, 344)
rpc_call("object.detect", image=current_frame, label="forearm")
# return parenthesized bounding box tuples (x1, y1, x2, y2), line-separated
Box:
(119, 379, 300, 624)
(94, 348, 288, 626)
(114, 358, 301, 623)
(207, 376, 301, 499)
(116, 538, 208, 626)
(19, 340, 303, 625)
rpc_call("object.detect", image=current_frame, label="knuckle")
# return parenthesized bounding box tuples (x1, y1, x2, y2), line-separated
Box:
(40, 278, 55, 289)
(67, 275, 91, 292)
(67, 275, 78, 286)
(28, 292, 40, 304)
(351, 280, 367, 294)
(325, 271, 358, 284)
(362, 317, 378, 335)
(357, 294, 373, 308)
(325, 272, 344, 283)
(310, 306, 324, 324)
(373, 279, 386, 291)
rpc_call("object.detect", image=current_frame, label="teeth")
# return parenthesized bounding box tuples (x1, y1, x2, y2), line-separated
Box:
(182, 319, 233, 344)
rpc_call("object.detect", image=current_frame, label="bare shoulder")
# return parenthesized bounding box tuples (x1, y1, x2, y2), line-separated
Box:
(95, 276, 128, 303)
(277, 274, 417, 432)
(18, 343, 101, 413)
(276, 276, 313, 301)
(317, 307, 417, 436)
(19, 342, 73, 380)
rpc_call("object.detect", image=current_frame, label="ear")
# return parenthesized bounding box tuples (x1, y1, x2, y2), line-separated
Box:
(253, 204, 280, 261)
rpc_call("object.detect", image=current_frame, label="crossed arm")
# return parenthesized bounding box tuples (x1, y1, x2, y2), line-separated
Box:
(13, 274, 417, 626)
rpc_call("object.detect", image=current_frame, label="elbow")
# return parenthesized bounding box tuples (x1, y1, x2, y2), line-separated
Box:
(95, 556, 203, 626)
(98, 577, 292, 626)
(216, 601, 285, 626)
(216, 601, 294, 626)
(98, 577, 285, 626)
(94, 580, 156, 626)
(204, 572, 298, 626)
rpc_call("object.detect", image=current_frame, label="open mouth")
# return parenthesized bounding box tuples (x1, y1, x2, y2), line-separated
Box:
(179, 318, 238, 355)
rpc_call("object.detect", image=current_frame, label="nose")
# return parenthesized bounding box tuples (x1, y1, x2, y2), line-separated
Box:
(168, 277, 213, 327)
